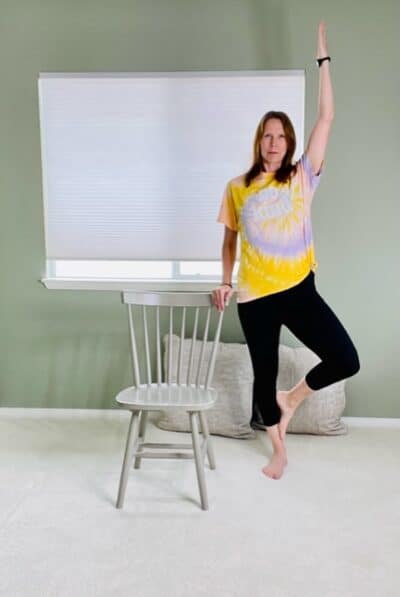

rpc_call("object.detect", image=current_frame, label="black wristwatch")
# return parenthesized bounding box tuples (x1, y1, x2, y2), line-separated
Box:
(316, 56, 331, 67)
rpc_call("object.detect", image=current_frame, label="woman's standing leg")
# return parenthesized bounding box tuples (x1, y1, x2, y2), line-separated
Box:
(278, 273, 360, 438)
(237, 296, 287, 479)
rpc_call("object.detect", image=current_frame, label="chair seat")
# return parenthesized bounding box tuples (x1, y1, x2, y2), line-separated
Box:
(116, 383, 217, 411)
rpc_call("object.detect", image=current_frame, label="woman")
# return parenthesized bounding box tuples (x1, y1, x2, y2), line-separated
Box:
(212, 21, 360, 480)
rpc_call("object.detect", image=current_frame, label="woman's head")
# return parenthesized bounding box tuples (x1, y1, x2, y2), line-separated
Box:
(244, 111, 297, 186)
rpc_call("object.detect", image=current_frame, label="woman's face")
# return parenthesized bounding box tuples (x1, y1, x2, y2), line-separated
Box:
(260, 118, 288, 168)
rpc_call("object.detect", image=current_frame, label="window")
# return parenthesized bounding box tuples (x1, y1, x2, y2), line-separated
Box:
(50, 260, 239, 280)
(38, 70, 304, 289)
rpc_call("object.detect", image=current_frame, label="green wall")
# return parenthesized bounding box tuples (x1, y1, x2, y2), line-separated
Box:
(1, 0, 399, 415)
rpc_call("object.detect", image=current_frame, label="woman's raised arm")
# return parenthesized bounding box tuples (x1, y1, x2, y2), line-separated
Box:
(305, 20, 334, 176)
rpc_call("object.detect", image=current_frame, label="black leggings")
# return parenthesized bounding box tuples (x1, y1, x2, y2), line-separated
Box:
(237, 271, 360, 427)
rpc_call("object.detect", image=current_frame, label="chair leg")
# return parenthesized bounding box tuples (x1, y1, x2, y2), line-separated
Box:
(116, 411, 140, 509)
(189, 412, 209, 511)
(134, 410, 148, 470)
(198, 411, 216, 470)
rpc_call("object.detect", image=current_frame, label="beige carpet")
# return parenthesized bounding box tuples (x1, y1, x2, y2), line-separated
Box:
(0, 408, 399, 597)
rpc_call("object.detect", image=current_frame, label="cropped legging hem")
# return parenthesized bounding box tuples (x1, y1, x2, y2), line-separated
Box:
(237, 271, 360, 428)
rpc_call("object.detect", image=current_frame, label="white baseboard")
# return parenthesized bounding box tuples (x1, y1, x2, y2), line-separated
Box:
(0, 407, 128, 419)
(1, 408, 400, 427)
(342, 416, 400, 428)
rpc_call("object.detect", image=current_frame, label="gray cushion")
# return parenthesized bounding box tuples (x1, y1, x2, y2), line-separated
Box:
(156, 334, 256, 439)
(156, 335, 347, 438)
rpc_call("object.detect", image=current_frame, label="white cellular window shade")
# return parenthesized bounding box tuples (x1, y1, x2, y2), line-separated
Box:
(38, 71, 305, 262)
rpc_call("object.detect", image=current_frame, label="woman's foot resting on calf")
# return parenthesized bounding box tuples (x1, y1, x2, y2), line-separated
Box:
(276, 379, 314, 440)
(276, 390, 298, 441)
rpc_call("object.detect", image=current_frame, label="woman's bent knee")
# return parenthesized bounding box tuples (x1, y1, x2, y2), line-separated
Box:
(340, 346, 360, 379)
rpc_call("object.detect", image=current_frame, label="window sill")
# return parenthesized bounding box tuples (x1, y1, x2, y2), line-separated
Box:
(40, 277, 237, 292)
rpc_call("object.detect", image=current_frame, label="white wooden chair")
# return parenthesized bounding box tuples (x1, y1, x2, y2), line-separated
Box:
(115, 291, 225, 511)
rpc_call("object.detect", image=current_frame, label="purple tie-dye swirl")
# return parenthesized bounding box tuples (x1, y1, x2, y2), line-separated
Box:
(242, 187, 310, 258)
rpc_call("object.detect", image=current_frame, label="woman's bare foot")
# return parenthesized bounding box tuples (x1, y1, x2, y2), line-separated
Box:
(276, 390, 297, 441)
(276, 379, 314, 441)
(261, 449, 288, 480)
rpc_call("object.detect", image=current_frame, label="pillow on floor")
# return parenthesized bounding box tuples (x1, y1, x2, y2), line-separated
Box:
(156, 335, 347, 438)
(156, 334, 256, 439)
(251, 344, 347, 435)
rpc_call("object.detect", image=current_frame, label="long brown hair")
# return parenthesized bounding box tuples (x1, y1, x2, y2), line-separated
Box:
(244, 111, 297, 187)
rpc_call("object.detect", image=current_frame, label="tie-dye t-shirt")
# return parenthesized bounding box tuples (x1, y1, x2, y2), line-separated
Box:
(216, 153, 323, 303)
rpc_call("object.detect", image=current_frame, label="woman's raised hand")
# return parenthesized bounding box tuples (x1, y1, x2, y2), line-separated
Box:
(211, 285, 234, 312)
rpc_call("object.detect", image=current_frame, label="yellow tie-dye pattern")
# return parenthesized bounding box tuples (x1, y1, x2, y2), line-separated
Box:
(217, 155, 320, 303)
(238, 247, 317, 303)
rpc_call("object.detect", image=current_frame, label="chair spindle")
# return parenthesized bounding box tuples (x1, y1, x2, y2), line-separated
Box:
(177, 307, 186, 385)
(127, 305, 141, 387)
(168, 306, 173, 384)
(156, 306, 162, 385)
(204, 309, 224, 389)
(195, 306, 211, 387)
(142, 305, 152, 386)
(187, 307, 199, 386)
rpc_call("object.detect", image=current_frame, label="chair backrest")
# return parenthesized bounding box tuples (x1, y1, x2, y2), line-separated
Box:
(121, 291, 225, 390)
